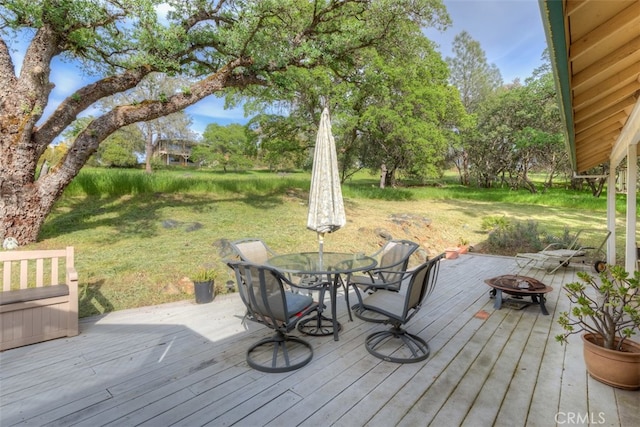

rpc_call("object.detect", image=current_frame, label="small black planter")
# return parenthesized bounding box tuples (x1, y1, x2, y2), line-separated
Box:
(194, 280, 214, 304)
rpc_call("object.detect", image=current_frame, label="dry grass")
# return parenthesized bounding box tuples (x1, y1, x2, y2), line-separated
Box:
(228, 191, 616, 267)
(30, 172, 632, 318)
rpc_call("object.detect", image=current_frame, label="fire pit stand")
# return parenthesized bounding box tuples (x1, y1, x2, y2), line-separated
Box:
(484, 275, 553, 315)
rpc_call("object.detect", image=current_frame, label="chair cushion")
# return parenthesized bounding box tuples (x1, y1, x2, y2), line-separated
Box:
(284, 292, 314, 317)
(0, 284, 69, 305)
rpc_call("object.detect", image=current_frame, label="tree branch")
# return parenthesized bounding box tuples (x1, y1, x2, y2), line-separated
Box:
(0, 39, 16, 97)
(60, 57, 257, 173)
(16, 25, 61, 113)
(34, 66, 152, 148)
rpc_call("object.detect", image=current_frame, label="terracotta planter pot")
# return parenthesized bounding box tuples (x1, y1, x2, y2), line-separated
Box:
(445, 248, 459, 259)
(582, 333, 640, 390)
(457, 245, 469, 254)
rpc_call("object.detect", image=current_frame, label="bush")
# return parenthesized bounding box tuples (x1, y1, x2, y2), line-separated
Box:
(540, 227, 577, 249)
(101, 143, 138, 168)
(483, 220, 580, 256)
(486, 220, 542, 255)
(481, 215, 510, 232)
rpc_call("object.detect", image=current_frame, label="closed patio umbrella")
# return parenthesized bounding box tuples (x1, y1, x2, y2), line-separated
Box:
(307, 107, 346, 259)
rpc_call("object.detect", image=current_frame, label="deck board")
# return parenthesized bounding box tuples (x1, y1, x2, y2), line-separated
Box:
(1, 254, 637, 427)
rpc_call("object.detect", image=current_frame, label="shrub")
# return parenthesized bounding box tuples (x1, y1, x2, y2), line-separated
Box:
(486, 220, 542, 255)
(481, 218, 581, 257)
(540, 227, 577, 249)
(481, 215, 510, 232)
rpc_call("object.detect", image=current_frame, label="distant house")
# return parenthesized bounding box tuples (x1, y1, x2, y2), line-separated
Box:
(155, 138, 198, 166)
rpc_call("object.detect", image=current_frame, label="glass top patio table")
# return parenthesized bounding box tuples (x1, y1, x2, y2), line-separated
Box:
(267, 252, 377, 341)
(268, 252, 377, 276)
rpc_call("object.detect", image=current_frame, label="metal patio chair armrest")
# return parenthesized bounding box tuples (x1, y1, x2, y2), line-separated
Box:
(227, 260, 318, 373)
(354, 253, 444, 363)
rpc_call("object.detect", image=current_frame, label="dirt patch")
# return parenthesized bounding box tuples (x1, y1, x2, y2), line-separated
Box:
(329, 198, 490, 258)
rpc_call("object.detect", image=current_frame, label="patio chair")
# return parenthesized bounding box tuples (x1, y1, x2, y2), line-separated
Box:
(230, 238, 316, 291)
(344, 239, 420, 321)
(229, 238, 276, 264)
(515, 229, 610, 274)
(352, 253, 445, 363)
(227, 260, 319, 373)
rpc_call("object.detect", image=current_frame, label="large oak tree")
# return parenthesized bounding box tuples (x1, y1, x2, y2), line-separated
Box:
(0, 0, 448, 244)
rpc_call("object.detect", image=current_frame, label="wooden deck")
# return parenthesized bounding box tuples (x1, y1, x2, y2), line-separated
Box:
(1, 254, 638, 426)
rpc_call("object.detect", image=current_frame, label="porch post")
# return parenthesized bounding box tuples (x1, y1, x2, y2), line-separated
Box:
(607, 165, 616, 266)
(625, 144, 638, 272)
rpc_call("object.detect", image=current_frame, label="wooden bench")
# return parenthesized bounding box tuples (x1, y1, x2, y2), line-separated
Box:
(1, 247, 78, 351)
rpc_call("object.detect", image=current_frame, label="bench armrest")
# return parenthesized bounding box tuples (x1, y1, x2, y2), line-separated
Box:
(66, 266, 79, 336)
(67, 267, 78, 284)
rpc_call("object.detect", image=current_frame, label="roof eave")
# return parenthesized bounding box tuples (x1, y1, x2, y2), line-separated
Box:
(538, 0, 577, 171)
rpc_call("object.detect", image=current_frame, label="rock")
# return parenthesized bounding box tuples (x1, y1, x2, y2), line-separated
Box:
(162, 219, 180, 229)
(176, 276, 195, 295)
(185, 222, 203, 232)
(375, 228, 393, 240)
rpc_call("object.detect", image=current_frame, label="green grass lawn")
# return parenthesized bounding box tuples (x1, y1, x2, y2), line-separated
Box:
(28, 167, 636, 317)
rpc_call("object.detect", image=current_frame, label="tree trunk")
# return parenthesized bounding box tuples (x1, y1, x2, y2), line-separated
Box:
(379, 163, 387, 189)
(0, 25, 67, 244)
(544, 152, 557, 189)
(461, 150, 470, 186)
(145, 124, 154, 174)
(521, 176, 538, 194)
(387, 167, 397, 188)
(0, 172, 68, 245)
(587, 178, 606, 197)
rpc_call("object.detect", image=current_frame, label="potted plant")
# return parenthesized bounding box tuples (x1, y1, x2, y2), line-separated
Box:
(556, 265, 640, 389)
(191, 267, 217, 304)
(457, 237, 470, 254)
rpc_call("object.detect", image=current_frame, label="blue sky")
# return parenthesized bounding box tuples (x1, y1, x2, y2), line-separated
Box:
(9, 0, 547, 137)
(424, 0, 547, 84)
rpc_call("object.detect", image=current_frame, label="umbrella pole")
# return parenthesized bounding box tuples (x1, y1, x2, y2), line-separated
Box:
(318, 232, 325, 285)
(318, 232, 325, 259)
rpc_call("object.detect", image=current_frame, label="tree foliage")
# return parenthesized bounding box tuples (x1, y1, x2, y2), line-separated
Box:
(353, 45, 467, 186)
(192, 123, 252, 171)
(446, 39, 569, 192)
(469, 64, 567, 191)
(446, 31, 502, 114)
(241, 31, 466, 187)
(446, 31, 502, 185)
(0, 0, 449, 244)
